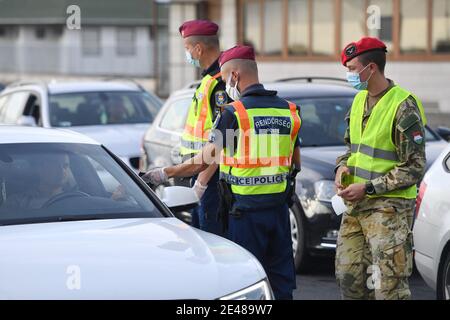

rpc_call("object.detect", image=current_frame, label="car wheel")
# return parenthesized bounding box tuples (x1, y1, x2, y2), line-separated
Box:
(437, 249, 450, 300)
(289, 202, 311, 273)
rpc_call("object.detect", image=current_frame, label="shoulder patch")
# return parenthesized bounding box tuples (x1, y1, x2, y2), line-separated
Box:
(215, 90, 227, 106)
(398, 113, 420, 133)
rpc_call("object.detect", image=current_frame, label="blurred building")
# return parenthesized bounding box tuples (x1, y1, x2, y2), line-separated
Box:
(167, 0, 450, 124)
(0, 0, 169, 95)
(1, 0, 450, 123)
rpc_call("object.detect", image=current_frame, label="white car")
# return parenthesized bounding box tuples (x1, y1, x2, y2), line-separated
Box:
(0, 80, 163, 170)
(413, 143, 450, 300)
(0, 126, 272, 300)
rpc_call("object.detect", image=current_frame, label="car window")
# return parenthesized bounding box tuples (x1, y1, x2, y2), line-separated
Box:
(0, 143, 163, 226)
(291, 97, 354, 147)
(23, 93, 41, 125)
(159, 97, 191, 132)
(48, 91, 161, 127)
(0, 92, 29, 124)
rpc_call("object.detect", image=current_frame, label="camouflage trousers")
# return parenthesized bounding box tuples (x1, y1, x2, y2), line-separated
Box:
(335, 206, 414, 300)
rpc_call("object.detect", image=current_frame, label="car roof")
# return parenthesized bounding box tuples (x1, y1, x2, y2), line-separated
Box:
(0, 126, 100, 145)
(47, 81, 143, 94)
(265, 82, 357, 99)
(168, 88, 198, 99)
(1, 81, 145, 96)
(168, 82, 357, 100)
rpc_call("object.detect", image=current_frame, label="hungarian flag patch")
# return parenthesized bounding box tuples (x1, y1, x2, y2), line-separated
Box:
(412, 131, 424, 144)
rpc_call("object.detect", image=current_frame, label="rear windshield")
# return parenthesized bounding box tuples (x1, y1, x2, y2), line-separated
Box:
(49, 91, 160, 127)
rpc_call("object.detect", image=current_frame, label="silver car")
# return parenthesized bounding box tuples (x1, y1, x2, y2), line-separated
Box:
(0, 80, 162, 170)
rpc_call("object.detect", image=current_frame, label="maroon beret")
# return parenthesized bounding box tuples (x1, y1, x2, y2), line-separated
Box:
(179, 20, 219, 38)
(219, 45, 255, 67)
(341, 37, 387, 66)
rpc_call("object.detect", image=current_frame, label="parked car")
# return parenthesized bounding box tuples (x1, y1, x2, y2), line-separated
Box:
(0, 83, 5, 93)
(141, 77, 449, 271)
(0, 126, 272, 300)
(0, 80, 163, 170)
(436, 126, 450, 141)
(413, 143, 450, 300)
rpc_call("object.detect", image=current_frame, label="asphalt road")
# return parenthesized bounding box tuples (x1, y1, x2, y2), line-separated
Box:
(293, 257, 435, 300)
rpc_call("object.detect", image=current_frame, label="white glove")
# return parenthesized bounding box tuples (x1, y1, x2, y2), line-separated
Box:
(141, 167, 168, 186)
(192, 180, 207, 200)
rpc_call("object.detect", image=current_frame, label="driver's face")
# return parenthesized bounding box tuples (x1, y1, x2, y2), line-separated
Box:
(37, 154, 70, 189)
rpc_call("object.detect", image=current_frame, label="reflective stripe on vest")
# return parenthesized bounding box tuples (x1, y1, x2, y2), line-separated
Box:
(219, 100, 301, 196)
(180, 72, 221, 156)
(219, 172, 289, 186)
(347, 85, 427, 199)
(350, 144, 399, 161)
(221, 101, 301, 168)
(180, 139, 207, 151)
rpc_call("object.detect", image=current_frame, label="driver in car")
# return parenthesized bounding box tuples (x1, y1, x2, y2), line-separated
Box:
(5, 153, 130, 210)
(5, 153, 72, 209)
(107, 99, 129, 124)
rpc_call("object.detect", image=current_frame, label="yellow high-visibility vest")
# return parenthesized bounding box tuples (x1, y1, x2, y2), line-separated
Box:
(180, 72, 221, 157)
(219, 100, 301, 195)
(347, 85, 427, 199)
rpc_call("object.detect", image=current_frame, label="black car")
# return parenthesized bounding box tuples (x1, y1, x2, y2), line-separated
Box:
(141, 77, 450, 272)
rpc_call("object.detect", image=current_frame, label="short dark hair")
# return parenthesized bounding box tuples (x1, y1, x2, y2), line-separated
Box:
(186, 35, 220, 49)
(357, 49, 386, 73)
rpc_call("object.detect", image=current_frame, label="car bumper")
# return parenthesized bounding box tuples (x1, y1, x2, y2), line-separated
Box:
(414, 250, 437, 291)
(304, 207, 342, 255)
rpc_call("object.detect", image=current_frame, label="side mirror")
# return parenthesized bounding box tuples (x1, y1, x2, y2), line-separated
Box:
(161, 186, 199, 212)
(17, 115, 37, 127)
(436, 126, 450, 141)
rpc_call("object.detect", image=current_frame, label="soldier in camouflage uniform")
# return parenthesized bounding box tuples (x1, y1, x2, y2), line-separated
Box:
(334, 37, 426, 300)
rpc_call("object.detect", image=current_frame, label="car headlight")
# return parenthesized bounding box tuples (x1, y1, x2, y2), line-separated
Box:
(296, 179, 335, 218)
(314, 180, 336, 203)
(219, 280, 273, 300)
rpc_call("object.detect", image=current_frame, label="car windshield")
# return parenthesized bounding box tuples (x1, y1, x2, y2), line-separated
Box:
(288, 97, 354, 147)
(49, 91, 160, 127)
(290, 97, 437, 147)
(0, 143, 163, 226)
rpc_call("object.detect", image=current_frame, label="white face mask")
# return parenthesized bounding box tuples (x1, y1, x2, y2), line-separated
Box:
(225, 73, 241, 101)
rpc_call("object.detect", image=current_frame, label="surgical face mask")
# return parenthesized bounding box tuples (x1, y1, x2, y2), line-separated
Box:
(346, 64, 373, 91)
(185, 49, 200, 68)
(225, 74, 241, 101)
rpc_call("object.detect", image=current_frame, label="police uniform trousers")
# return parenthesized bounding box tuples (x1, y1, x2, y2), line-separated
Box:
(190, 173, 225, 237)
(228, 204, 297, 300)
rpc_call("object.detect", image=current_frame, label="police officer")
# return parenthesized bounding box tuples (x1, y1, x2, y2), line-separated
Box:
(143, 46, 301, 300)
(145, 20, 230, 236)
(335, 37, 427, 300)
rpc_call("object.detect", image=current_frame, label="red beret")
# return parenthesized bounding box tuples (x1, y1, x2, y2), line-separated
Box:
(341, 37, 387, 66)
(219, 45, 255, 67)
(179, 20, 218, 38)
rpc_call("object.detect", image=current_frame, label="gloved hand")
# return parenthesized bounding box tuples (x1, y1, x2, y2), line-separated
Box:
(192, 180, 207, 200)
(141, 167, 168, 186)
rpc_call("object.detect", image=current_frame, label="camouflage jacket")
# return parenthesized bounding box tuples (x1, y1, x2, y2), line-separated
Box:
(336, 81, 427, 213)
